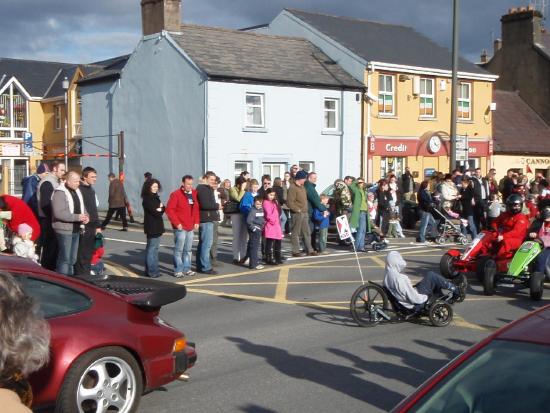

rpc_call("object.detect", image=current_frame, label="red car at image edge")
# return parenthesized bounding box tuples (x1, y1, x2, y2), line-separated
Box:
(0, 256, 197, 413)
(392, 304, 550, 412)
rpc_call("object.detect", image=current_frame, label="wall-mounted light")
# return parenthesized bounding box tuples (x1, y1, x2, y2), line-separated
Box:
(490, 102, 497, 111)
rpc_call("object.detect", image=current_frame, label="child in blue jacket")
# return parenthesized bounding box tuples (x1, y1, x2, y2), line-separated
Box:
(312, 194, 331, 254)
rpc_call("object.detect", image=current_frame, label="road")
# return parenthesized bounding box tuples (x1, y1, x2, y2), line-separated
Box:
(100, 220, 550, 412)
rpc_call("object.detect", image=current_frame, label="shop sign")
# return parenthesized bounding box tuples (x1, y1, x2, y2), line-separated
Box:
(374, 138, 418, 156)
(467, 141, 490, 157)
(519, 158, 550, 165)
(456, 135, 468, 161)
(0, 144, 21, 157)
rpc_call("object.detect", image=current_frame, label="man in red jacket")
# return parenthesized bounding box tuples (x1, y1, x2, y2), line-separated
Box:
(166, 175, 200, 277)
(0, 195, 41, 243)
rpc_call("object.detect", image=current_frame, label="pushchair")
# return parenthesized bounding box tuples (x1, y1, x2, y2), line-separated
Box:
(432, 206, 468, 246)
(365, 230, 387, 251)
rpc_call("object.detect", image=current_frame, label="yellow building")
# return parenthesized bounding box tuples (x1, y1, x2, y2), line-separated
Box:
(0, 59, 87, 194)
(268, 9, 499, 182)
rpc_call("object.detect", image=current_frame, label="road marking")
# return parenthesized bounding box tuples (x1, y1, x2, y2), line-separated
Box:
(275, 267, 290, 301)
(104, 260, 140, 278)
(191, 280, 375, 287)
(290, 265, 381, 269)
(453, 315, 492, 331)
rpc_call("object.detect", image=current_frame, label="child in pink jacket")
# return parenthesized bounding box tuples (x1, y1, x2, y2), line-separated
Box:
(263, 188, 283, 265)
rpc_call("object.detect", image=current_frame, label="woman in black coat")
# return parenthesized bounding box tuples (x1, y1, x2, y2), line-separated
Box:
(459, 177, 477, 239)
(142, 179, 165, 278)
(377, 180, 392, 235)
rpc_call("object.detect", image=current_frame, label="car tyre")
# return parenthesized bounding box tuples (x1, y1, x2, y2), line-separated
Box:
(530, 272, 544, 301)
(440, 253, 458, 279)
(429, 302, 453, 327)
(55, 346, 143, 413)
(476, 256, 492, 283)
(482, 258, 497, 296)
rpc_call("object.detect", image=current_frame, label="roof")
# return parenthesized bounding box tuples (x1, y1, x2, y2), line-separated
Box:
(0, 57, 75, 97)
(497, 304, 550, 346)
(493, 90, 550, 155)
(535, 31, 550, 60)
(77, 55, 130, 86)
(170, 24, 364, 89)
(284, 9, 490, 76)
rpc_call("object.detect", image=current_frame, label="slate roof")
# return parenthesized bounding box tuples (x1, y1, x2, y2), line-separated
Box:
(0, 57, 75, 97)
(493, 90, 550, 155)
(77, 55, 130, 85)
(285, 9, 490, 76)
(170, 24, 364, 89)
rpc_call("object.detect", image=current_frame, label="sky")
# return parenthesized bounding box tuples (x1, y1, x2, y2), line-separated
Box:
(1, 0, 546, 64)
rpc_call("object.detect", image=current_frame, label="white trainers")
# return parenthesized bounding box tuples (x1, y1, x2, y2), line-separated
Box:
(253, 265, 265, 270)
(174, 272, 184, 278)
(184, 270, 196, 276)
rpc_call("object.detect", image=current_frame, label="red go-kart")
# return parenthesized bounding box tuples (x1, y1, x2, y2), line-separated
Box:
(440, 231, 517, 282)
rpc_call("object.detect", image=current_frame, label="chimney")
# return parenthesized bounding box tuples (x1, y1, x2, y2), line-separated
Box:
(501, 6, 543, 46)
(141, 0, 181, 36)
(480, 49, 488, 63)
(494, 38, 502, 54)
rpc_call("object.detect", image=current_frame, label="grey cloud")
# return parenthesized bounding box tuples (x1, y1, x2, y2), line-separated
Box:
(0, 0, 539, 63)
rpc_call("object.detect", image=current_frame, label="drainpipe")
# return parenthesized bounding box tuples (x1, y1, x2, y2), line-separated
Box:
(366, 63, 374, 182)
(340, 88, 345, 179)
(203, 78, 208, 172)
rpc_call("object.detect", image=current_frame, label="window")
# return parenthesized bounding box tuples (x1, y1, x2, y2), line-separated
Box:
(458, 82, 471, 120)
(262, 163, 286, 179)
(0, 83, 28, 138)
(419, 78, 435, 117)
(323, 98, 339, 130)
(378, 74, 395, 115)
(54, 105, 62, 130)
(234, 161, 252, 179)
(299, 161, 315, 173)
(73, 88, 82, 136)
(245, 93, 265, 128)
(380, 157, 406, 179)
(17, 276, 91, 319)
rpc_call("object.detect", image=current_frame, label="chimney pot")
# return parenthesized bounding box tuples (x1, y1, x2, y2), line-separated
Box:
(141, 0, 181, 36)
(480, 49, 488, 63)
(494, 38, 502, 54)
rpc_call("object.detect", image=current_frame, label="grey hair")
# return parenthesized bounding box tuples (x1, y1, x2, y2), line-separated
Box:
(0, 272, 50, 378)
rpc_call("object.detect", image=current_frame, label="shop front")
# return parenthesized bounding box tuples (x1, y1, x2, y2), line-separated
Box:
(367, 133, 491, 183)
(492, 154, 550, 181)
(0, 143, 29, 195)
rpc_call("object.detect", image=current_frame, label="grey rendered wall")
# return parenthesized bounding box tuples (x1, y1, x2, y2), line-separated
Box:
(81, 35, 206, 214)
(267, 11, 367, 83)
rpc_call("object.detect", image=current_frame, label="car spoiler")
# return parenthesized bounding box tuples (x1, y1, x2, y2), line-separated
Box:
(77, 274, 187, 311)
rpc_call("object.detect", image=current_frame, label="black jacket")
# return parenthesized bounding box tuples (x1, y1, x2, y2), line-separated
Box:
(401, 172, 415, 193)
(459, 186, 475, 217)
(142, 194, 165, 237)
(377, 190, 392, 214)
(246, 206, 265, 232)
(196, 184, 220, 223)
(273, 186, 285, 205)
(79, 182, 101, 228)
(472, 176, 489, 203)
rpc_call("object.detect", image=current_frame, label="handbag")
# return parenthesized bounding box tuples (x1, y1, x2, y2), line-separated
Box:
(223, 200, 240, 215)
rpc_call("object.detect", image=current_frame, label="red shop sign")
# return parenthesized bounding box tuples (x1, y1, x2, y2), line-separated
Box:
(372, 138, 418, 156)
(467, 141, 490, 157)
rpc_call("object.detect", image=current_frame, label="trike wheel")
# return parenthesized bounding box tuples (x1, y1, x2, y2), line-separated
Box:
(440, 253, 459, 279)
(350, 284, 389, 327)
(459, 236, 469, 246)
(436, 236, 446, 245)
(429, 302, 453, 327)
(482, 258, 497, 296)
(530, 272, 544, 301)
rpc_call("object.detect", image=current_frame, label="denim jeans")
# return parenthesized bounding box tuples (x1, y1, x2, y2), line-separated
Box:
(318, 227, 328, 252)
(55, 232, 80, 276)
(465, 215, 478, 239)
(196, 222, 214, 272)
(535, 247, 550, 273)
(415, 271, 455, 297)
(247, 229, 262, 268)
(174, 229, 194, 273)
(418, 210, 436, 242)
(354, 211, 367, 250)
(145, 236, 161, 277)
(231, 214, 248, 261)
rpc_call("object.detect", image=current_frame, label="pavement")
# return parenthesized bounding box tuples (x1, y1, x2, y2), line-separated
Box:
(98, 218, 550, 412)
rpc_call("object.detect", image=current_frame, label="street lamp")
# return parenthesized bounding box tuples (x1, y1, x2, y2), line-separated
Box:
(450, 0, 459, 171)
(62, 76, 69, 169)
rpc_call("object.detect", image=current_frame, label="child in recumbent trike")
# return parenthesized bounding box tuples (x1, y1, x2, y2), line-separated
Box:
(350, 251, 466, 327)
(440, 194, 530, 279)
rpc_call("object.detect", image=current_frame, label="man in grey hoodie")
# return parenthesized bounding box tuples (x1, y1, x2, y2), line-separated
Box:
(51, 171, 89, 276)
(383, 251, 460, 310)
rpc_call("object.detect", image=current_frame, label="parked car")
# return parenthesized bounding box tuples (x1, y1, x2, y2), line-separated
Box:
(392, 304, 550, 412)
(0, 256, 196, 413)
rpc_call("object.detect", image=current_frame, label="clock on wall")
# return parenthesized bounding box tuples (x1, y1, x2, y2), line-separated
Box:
(428, 136, 442, 153)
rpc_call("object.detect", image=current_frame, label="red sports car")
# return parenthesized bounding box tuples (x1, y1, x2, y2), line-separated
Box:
(392, 304, 550, 412)
(0, 256, 197, 413)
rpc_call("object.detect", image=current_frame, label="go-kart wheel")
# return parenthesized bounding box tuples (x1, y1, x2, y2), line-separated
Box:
(482, 258, 497, 296)
(436, 236, 446, 245)
(440, 253, 459, 279)
(476, 256, 493, 283)
(530, 272, 545, 301)
(350, 284, 389, 327)
(429, 302, 453, 327)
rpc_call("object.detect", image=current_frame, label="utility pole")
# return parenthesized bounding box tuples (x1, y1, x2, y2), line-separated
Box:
(450, 0, 459, 171)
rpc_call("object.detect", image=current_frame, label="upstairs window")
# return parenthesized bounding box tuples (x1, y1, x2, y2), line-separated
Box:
(419, 78, 435, 117)
(323, 98, 339, 130)
(245, 93, 265, 128)
(54, 105, 62, 130)
(0, 83, 28, 138)
(458, 82, 471, 120)
(378, 74, 395, 115)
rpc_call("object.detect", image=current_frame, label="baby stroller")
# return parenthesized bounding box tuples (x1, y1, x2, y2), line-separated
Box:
(432, 206, 468, 246)
(365, 230, 388, 251)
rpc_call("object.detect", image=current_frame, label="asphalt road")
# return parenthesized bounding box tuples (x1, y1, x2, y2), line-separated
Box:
(99, 220, 550, 413)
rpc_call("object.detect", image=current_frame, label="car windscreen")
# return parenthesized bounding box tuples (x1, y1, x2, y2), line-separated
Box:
(17, 276, 92, 319)
(409, 340, 550, 413)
